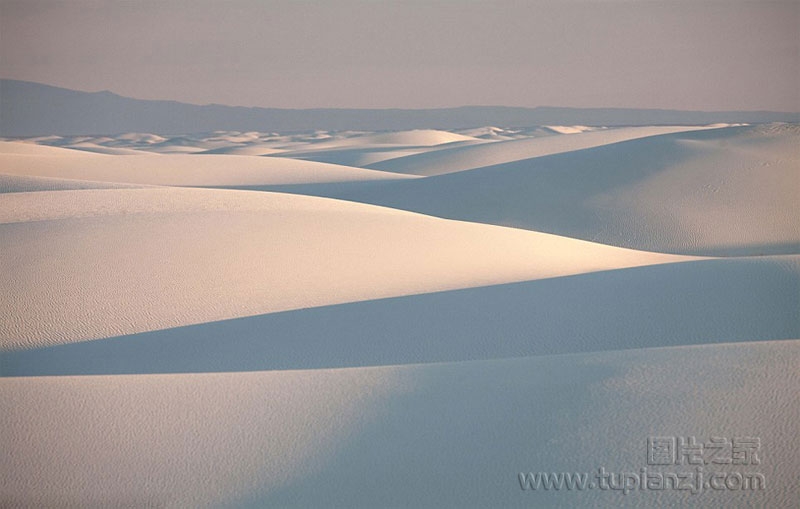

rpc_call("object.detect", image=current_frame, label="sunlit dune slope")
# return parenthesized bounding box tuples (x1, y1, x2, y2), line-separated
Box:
(0, 141, 417, 186)
(0, 187, 694, 349)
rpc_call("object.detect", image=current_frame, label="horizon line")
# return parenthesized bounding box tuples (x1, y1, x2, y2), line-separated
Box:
(3, 78, 799, 116)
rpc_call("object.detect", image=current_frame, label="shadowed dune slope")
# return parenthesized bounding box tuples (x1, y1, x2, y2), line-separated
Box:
(0, 173, 150, 194)
(4, 255, 797, 376)
(3, 341, 798, 507)
(366, 125, 719, 176)
(273, 125, 799, 256)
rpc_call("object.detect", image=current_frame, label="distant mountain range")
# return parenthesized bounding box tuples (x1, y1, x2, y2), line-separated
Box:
(2, 79, 798, 136)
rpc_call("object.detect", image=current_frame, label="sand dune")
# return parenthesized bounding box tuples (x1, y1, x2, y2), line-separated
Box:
(0, 142, 417, 186)
(8, 131, 326, 155)
(1, 187, 695, 349)
(2, 121, 797, 508)
(3, 340, 797, 507)
(265, 129, 489, 167)
(299, 129, 480, 149)
(135, 145, 208, 154)
(61, 142, 150, 156)
(453, 125, 603, 141)
(197, 144, 285, 156)
(0, 173, 148, 194)
(113, 132, 168, 144)
(269, 147, 436, 168)
(543, 125, 594, 134)
(366, 125, 718, 176)
(296, 125, 799, 255)
(0, 140, 101, 157)
(5, 254, 797, 375)
(248, 130, 486, 167)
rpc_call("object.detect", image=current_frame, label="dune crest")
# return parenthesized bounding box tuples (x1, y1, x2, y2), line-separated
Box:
(0, 142, 417, 186)
(1, 186, 697, 349)
(303, 125, 800, 256)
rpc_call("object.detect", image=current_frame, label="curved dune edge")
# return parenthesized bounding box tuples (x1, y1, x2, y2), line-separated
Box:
(0, 141, 418, 186)
(1, 187, 698, 349)
(197, 145, 285, 156)
(4, 254, 796, 375)
(367, 125, 721, 176)
(2, 339, 798, 507)
(0, 140, 105, 157)
(0, 173, 152, 194)
(268, 146, 443, 168)
(60, 142, 153, 156)
(310, 125, 800, 256)
(294, 129, 481, 150)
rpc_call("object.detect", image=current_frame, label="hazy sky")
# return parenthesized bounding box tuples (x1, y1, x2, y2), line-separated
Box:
(1, 0, 798, 110)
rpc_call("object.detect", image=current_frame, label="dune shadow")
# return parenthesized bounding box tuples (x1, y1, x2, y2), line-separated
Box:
(226, 127, 799, 257)
(229, 340, 800, 508)
(3, 256, 797, 377)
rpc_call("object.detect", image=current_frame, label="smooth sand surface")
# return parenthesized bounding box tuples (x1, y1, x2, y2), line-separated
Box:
(0, 141, 417, 186)
(2, 186, 695, 349)
(282, 125, 800, 256)
(2, 124, 798, 508)
(3, 340, 798, 508)
(366, 125, 720, 176)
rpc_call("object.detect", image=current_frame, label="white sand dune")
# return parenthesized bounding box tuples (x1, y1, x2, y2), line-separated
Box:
(2, 122, 797, 509)
(301, 129, 480, 150)
(265, 129, 488, 167)
(452, 125, 517, 140)
(133, 146, 206, 154)
(452, 125, 601, 141)
(3, 340, 797, 508)
(366, 125, 719, 176)
(61, 142, 150, 156)
(1, 187, 695, 349)
(272, 136, 487, 168)
(0, 140, 100, 157)
(0, 173, 149, 194)
(5, 129, 485, 160)
(112, 135, 256, 154)
(543, 125, 594, 134)
(269, 147, 434, 168)
(4, 253, 796, 375)
(301, 125, 799, 256)
(0, 142, 417, 186)
(7, 132, 321, 155)
(197, 144, 285, 156)
(113, 132, 168, 144)
(15, 132, 169, 152)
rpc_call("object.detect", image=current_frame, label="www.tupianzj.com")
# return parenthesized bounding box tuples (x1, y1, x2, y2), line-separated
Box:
(518, 467, 766, 495)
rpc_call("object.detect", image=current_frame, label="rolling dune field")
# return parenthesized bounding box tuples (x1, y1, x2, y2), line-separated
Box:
(2, 124, 798, 507)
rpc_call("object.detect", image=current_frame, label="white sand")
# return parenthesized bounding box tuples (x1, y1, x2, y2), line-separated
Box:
(1, 187, 695, 349)
(0, 141, 417, 186)
(2, 340, 797, 507)
(1, 123, 797, 508)
(297, 128, 480, 149)
(3, 253, 796, 376)
(261, 129, 489, 167)
(61, 142, 152, 156)
(316, 125, 800, 255)
(197, 145, 285, 156)
(0, 173, 148, 194)
(367, 125, 720, 176)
